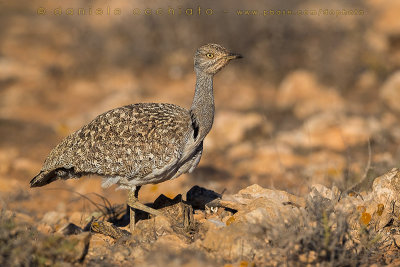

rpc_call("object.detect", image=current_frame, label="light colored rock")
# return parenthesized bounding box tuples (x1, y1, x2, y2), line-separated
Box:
(235, 184, 305, 207)
(336, 168, 400, 230)
(41, 211, 68, 227)
(201, 223, 266, 262)
(227, 142, 255, 160)
(380, 71, 400, 112)
(206, 111, 266, 150)
(234, 143, 304, 176)
(371, 168, 400, 205)
(217, 82, 262, 110)
(208, 184, 305, 227)
(213, 184, 305, 210)
(277, 70, 319, 108)
(236, 197, 303, 226)
(277, 70, 344, 118)
(37, 223, 53, 234)
(278, 113, 378, 151)
(368, 168, 400, 229)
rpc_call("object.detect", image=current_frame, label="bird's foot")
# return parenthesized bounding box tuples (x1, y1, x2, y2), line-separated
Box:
(127, 191, 163, 233)
(127, 198, 163, 217)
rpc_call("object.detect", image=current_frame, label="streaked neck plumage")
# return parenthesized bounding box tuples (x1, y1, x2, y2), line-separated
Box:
(190, 69, 214, 141)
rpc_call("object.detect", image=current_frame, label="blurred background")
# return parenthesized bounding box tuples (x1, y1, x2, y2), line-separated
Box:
(1, 0, 400, 217)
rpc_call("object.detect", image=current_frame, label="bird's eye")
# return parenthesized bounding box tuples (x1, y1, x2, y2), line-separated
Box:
(206, 53, 214, 59)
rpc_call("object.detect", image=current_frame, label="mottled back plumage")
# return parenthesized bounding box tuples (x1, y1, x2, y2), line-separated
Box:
(31, 103, 195, 188)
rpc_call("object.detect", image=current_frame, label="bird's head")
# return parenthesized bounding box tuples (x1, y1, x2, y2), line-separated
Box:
(194, 43, 242, 75)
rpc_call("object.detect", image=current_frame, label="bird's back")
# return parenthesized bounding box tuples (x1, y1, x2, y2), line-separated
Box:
(30, 103, 193, 187)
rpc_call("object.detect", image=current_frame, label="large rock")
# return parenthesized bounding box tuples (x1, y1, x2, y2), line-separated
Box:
(333, 168, 400, 231)
(207, 184, 305, 226)
(368, 168, 400, 229)
(371, 168, 400, 204)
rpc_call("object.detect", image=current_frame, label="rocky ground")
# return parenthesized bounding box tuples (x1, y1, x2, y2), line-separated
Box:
(2, 0, 400, 266)
(2, 170, 400, 266)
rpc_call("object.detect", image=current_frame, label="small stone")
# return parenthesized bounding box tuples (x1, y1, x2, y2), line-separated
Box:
(41, 211, 67, 227)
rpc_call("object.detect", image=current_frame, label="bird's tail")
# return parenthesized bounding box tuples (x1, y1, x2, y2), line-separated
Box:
(30, 169, 59, 187)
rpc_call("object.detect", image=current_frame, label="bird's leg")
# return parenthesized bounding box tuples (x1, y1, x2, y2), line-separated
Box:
(127, 186, 162, 232)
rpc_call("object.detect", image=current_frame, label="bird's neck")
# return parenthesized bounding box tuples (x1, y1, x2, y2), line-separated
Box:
(190, 70, 214, 141)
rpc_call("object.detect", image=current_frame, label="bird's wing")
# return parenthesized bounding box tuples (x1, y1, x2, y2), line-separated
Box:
(33, 103, 192, 186)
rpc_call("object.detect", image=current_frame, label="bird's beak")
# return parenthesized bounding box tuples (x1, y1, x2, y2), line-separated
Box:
(226, 53, 243, 60)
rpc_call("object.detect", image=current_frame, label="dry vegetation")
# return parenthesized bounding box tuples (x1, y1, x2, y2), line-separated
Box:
(1, 0, 400, 266)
